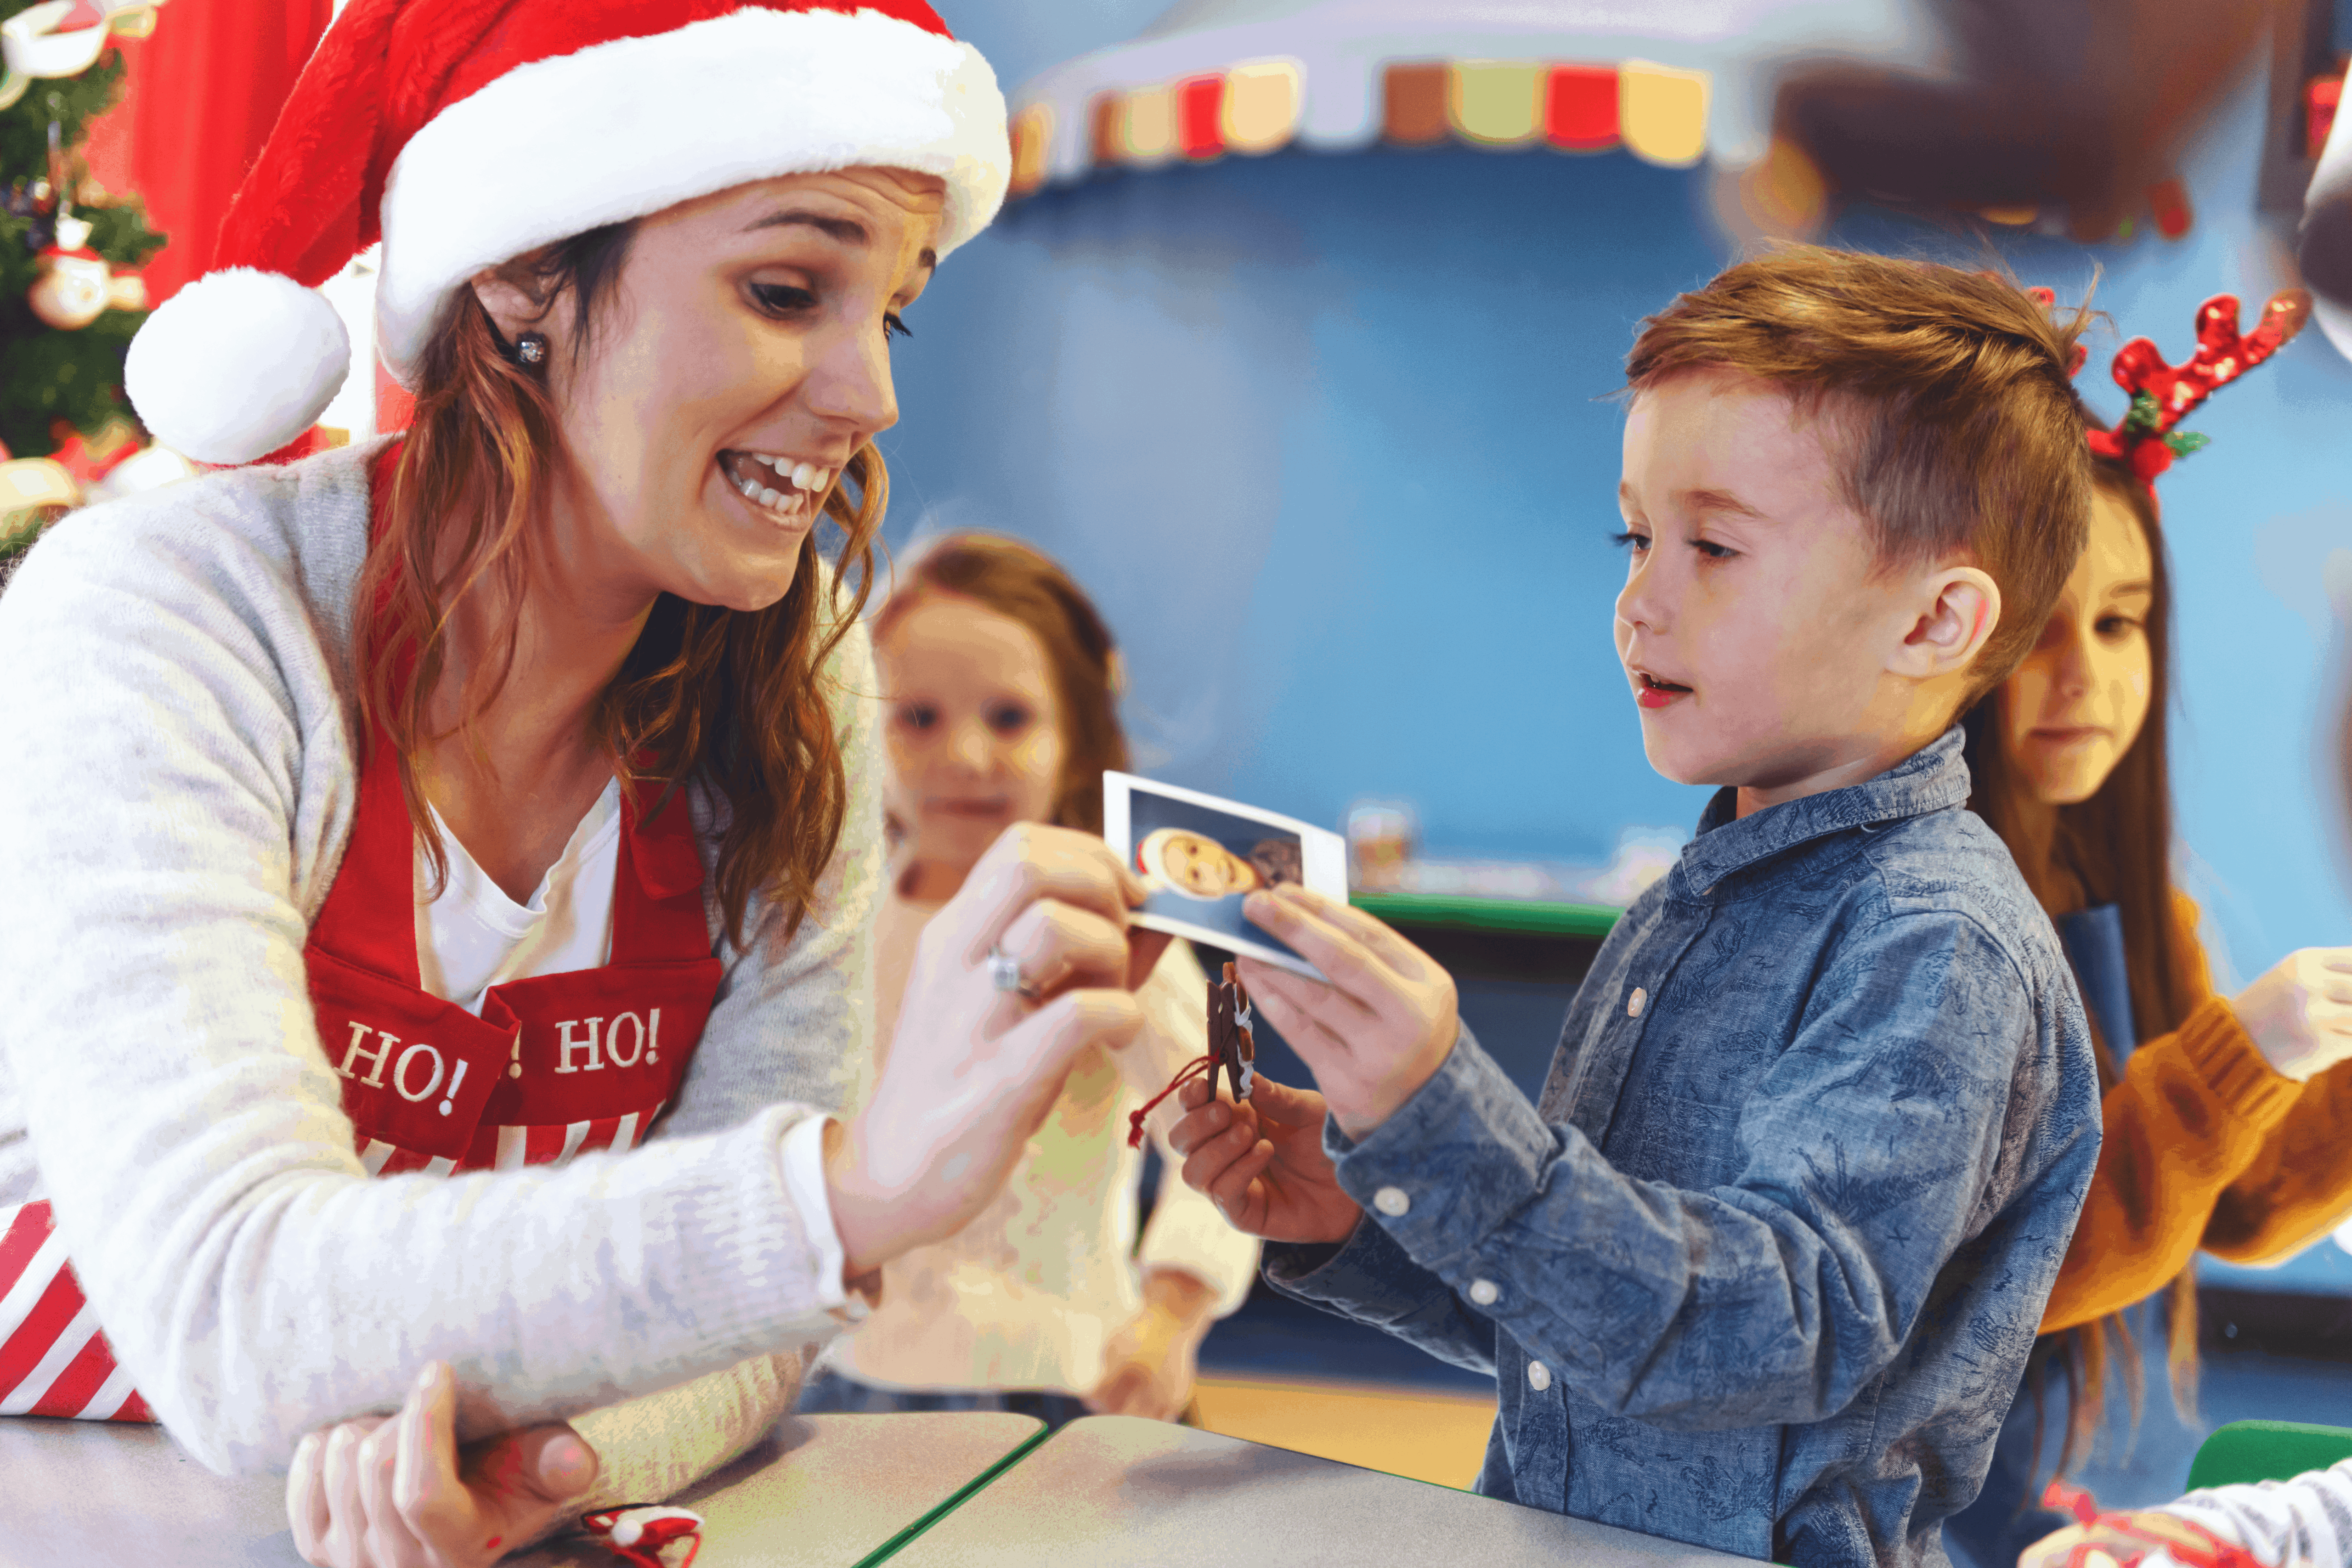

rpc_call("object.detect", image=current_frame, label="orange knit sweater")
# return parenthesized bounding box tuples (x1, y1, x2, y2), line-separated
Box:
(2041, 892, 2352, 1333)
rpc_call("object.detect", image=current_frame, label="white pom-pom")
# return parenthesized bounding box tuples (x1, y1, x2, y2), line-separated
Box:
(125, 267, 350, 466)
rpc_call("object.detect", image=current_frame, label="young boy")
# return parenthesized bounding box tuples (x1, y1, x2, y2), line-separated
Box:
(1170, 249, 2104, 1568)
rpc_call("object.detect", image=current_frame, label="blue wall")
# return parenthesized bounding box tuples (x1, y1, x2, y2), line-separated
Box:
(893, 5, 2352, 989)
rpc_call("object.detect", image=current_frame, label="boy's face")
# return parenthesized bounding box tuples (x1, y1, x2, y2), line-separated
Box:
(1614, 371, 1933, 807)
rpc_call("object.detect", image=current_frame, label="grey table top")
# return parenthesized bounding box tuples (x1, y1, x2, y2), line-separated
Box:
(4, 1410, 1044, 1568)
(887, 1416, 1781, 1568)
(510, 1411, 1042, 1568)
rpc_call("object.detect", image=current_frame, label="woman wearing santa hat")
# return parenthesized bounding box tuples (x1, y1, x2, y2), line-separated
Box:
(0, 0, 1158, 1560)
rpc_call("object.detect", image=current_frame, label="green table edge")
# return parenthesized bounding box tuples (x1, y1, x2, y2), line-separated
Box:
(850, 1421, 1057, 1568)
(1350, 892, 1623, 940)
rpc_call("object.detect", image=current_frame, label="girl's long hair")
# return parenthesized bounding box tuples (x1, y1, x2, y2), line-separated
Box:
(1961, 443, 2203, 1483)
(870, 532, 1127, 836)
(354, 222, 881, 948)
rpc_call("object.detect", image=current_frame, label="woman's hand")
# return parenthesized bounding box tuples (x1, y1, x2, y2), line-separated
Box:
(1170, 1074, 1362, 1245)
(2232, 946, 2352, 1081)
(1085, 1269, 1216, 1421)
(288, 1362, 598, 1568)
(1233, 886, 1460, 1140)
(829, 824, 1155, 1277)
(2019, 1511, 2237, 1568)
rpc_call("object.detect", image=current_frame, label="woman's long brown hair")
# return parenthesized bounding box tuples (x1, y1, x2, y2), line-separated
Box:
(354, 222, 882, 948)
(870, 533, 1128, 836)
(1961, 446, 2204, 1484)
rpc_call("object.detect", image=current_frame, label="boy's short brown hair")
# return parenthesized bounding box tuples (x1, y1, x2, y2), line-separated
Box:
(1626, 247, 2092, 701)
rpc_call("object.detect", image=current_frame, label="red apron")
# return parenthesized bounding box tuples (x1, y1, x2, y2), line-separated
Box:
(0, 663, 722, 1422)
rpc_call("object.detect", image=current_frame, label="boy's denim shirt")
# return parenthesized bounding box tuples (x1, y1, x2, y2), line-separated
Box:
(1265, 728, 2100, 1568)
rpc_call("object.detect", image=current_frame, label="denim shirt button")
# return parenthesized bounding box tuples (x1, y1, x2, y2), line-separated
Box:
(1527, 1361, 1552, 1392)
(1373, 1186, 1411, 1218)
(1626, 987, 1647, 1018)
(1468, 1278, 1499, 1306)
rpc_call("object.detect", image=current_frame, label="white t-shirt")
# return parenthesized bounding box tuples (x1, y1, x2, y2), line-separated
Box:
(414, 779, 622, 1011)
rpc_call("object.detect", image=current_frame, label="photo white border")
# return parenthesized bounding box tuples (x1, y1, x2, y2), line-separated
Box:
(1102, 771, 1348, 981)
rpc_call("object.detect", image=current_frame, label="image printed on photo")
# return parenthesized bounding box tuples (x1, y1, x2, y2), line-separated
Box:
(1102, 772, 1349, 981)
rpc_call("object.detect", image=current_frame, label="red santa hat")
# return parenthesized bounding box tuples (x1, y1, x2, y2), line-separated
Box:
(124, 0, 1008, 465)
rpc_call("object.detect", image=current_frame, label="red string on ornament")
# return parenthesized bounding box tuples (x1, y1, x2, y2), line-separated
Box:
(1129, 1053, 1215, 1150)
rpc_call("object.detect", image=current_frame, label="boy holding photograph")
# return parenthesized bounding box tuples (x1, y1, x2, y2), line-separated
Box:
(1170, 249, 2104, 1568)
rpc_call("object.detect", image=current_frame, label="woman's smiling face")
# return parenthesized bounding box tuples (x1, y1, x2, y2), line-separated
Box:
(498, 167, 945, 615)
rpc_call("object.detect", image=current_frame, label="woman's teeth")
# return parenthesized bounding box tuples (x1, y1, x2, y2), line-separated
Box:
(725, 452, 835, 519)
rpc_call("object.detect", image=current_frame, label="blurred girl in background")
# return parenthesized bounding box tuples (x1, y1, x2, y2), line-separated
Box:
(798, 533, 1259, 1427)
(1943, 293, 2352, 1568)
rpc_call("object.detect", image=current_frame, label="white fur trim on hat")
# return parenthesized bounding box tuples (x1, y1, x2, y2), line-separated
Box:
(376, 6, 1008, 384)
(124, 268, 350, 465)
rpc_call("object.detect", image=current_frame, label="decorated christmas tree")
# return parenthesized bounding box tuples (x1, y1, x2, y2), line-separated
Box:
(1, 27, 169, 569)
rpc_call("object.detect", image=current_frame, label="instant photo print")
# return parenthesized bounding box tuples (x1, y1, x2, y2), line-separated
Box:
(1101, 772, 1348, 980)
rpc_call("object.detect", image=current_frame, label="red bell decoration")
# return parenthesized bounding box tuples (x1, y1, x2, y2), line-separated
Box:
(28, 245, 110, 329)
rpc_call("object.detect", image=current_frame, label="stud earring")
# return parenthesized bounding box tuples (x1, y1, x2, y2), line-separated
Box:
(514, 331, 548, 367)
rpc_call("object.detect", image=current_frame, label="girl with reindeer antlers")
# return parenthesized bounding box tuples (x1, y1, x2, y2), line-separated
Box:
(1933, 288, 2352, 1568)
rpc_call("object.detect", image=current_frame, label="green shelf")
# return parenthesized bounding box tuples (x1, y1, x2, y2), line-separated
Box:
(1348, 891, 1623, 940)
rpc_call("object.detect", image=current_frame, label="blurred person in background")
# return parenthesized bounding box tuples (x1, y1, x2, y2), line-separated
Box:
(1946, 299, 2352, 1568)
(797, 533, 1259, 1429)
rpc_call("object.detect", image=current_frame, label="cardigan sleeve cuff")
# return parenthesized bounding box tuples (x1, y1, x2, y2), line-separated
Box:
(776, 1113, 867, 1322)
(2172, 995, 2301, 1127)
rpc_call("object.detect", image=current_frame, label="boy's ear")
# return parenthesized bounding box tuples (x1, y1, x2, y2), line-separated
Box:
(1893, 566, 2001, 680)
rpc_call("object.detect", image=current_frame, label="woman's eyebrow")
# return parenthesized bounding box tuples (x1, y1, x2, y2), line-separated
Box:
(744, 213, 937, 280)
(744, 209, 868, 244)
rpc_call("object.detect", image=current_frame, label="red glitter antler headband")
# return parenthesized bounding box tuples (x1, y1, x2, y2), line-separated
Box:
(2080, 289, 2312, 484)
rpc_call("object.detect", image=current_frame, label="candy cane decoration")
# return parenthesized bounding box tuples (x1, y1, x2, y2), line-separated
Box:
(581, 1505, 703, 1568)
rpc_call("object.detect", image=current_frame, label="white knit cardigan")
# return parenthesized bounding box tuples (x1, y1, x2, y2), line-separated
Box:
(0, 440, 882, 1485)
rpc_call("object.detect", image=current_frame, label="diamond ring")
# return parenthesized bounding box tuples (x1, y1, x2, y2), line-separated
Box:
(986, 945, 1041, 1001)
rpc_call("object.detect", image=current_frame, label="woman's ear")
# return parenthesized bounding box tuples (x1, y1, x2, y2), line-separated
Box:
(1895, 566, 2001, 680)
(469, 266, 546, 352)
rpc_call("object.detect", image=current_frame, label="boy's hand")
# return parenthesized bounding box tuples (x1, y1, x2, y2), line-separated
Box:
(1169, 1074, 1361, 1244)
(1236, 886, 1460, 1139)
